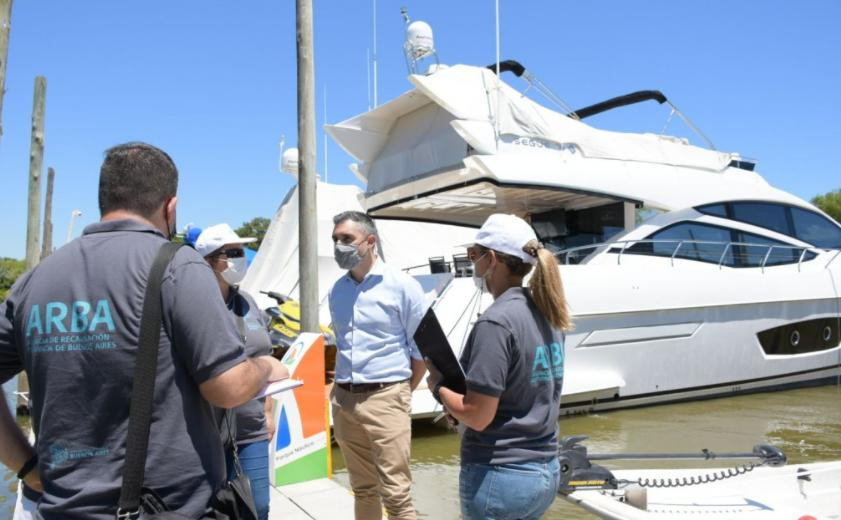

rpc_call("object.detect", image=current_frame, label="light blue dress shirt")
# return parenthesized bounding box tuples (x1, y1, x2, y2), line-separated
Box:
(328, 259, 427, 384)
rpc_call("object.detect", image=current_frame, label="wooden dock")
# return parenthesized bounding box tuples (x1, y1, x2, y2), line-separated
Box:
(270, 478, 356, 519)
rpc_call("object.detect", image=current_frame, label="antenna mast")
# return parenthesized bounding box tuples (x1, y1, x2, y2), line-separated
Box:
(372, 0, 378, 107)
(366, 48, 371, 110)
(495, 0, 501, 150)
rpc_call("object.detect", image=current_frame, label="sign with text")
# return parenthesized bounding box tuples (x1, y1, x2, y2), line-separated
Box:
(269, 332, 330, 486)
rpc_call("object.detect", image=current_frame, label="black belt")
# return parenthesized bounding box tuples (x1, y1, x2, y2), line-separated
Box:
(336, 380, 405, 394)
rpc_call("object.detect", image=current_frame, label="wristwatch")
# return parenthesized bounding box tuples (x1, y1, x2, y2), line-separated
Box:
(17, 453, 38, 480)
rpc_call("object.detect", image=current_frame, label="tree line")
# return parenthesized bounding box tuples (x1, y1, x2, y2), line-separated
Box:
(2, 217, 272, 300)
(0, 257, 25, 301)
(812, 189, 841, 223)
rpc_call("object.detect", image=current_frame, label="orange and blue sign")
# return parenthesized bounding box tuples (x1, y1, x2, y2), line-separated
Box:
(269, 332, 330, 486)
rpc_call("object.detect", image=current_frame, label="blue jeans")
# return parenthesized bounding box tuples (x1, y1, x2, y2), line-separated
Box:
(459, 457, 560, 520)
(227, 440, 270, 520)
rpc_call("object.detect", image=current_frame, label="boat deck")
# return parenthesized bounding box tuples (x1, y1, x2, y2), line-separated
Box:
(270, 478, 355, 520)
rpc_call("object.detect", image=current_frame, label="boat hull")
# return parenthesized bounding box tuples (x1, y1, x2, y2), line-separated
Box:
(410, 257, 841, 419)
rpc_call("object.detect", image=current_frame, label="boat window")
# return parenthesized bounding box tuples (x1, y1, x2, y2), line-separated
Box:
(697, 201, 841, 249)
(631, 223, 735, 264)
(730, 202, 790, 235)
(733, 231, 798, 266)
(531, 209, 567, 247)
(625, 222, 815, 267)
(635, 207, 665, 225)
(564, 203, 625, 248)
(537, 202, 625, 262)
(790, 207, 841, 249)
(696, 203, 727, 218)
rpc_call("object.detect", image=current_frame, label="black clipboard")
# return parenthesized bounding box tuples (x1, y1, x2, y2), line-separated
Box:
(413, 307, 466, 395)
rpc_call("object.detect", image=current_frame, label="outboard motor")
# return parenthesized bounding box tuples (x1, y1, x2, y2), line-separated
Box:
(557, 435, 787, 495)
(558, 435, 618, 493)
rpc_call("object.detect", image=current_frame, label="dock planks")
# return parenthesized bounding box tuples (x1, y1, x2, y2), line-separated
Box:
(270, 478, 356, 520)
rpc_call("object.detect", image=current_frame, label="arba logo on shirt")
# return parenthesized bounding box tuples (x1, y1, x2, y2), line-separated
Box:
(25, 300, 116, 336)
(531, 341, 564, 384)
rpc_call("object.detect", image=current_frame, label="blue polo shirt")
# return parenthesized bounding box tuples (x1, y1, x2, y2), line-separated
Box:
(328, 259, 426, 384)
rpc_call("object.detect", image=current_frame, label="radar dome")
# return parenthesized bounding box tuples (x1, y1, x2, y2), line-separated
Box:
(405, 21, 434, 60)
(281, 147, 299, 177)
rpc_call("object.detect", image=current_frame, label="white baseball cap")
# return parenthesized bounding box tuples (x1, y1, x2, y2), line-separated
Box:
(194, 223, 256, 257)
(474, 213, 540, 265)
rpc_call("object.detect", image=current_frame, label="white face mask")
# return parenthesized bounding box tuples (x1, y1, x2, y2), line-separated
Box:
(221, 256, 248, 285)
(473, 274, 487, 292)
(471, 253, 488, 292)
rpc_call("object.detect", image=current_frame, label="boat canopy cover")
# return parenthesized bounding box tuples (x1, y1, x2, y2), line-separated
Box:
(327, 65, 806, 223)
(327, 65, 733, 181)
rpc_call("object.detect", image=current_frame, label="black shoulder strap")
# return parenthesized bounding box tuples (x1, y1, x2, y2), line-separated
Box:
(230, 286, 247, 343)
(118, 242, 183, 516)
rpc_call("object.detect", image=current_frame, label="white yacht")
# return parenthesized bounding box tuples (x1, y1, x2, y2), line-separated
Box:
(326, 60, 841, 417)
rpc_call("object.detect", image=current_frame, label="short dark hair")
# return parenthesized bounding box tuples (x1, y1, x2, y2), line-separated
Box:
(98, 142, 178, 218)
(333, 211, 378, 238)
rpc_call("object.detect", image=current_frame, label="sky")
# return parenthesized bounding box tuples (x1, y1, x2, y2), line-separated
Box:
(1, 1, 839, 259)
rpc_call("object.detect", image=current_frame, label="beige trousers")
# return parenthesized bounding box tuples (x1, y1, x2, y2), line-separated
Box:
(331, 381, 416, 520)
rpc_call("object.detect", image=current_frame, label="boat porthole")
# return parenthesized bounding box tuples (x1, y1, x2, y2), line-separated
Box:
(823, 326, 832, 342)
(790, 330, 800, 347)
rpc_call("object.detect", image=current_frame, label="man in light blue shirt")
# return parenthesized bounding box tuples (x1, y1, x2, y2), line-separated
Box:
(328, 211, 426, 520)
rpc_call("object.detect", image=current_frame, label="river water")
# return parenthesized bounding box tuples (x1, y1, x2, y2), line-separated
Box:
(332, 385, 841, 519)
(3, 384, 840, 519)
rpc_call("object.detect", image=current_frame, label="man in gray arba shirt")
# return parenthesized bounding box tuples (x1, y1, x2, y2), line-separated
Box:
(0, 142, 287, 519)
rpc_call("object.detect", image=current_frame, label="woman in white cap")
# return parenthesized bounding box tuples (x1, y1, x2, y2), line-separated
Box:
(426, 213, 571, 520)
(195, 223, 281, 520)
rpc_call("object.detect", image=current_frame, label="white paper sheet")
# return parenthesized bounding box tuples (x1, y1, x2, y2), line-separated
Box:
(257, 378, 303, 398)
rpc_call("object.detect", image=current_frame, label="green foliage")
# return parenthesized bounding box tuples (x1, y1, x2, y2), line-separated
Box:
(811, 189, 841, 224)
(0, 257, 26, 301)
(235, 217, 270, 250)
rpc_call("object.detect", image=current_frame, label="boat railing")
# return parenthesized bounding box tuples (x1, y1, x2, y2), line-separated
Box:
(827, 249, 841, 269)
(556, 239, 830, 273)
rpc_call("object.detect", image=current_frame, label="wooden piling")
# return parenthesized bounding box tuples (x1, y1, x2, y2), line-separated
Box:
(0, 0, 12, 144)
(25, 76, 46, 270)
(296, 0, 318, 333)
(41, 166, 54, 259)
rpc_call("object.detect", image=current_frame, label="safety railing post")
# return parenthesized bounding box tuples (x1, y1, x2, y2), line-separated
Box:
(670, 241, 683, 267)
(618, 241, 629, 265)
(718, 243, 731, 270)
(760, 246, 775, 274)
(826, 249, 841, 269)
(797, 248, 807, 272)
